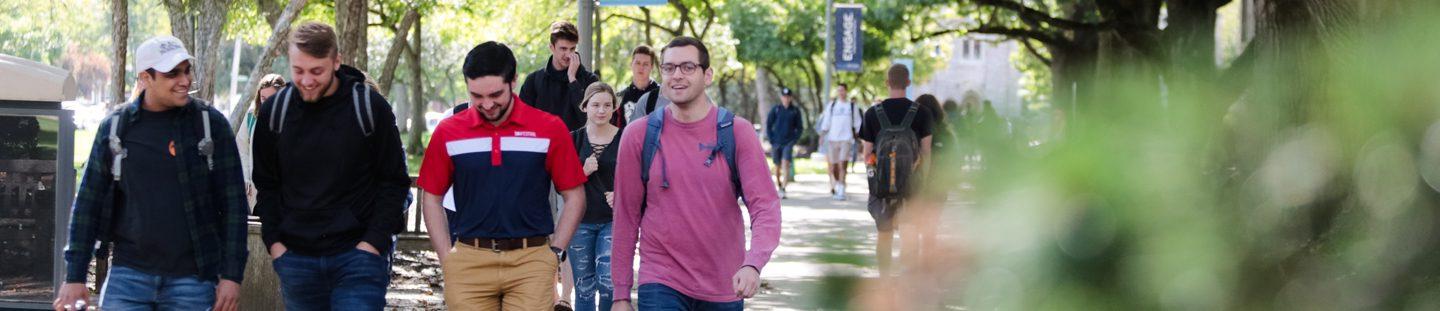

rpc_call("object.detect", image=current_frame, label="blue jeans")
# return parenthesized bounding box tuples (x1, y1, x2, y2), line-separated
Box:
(99, 265, 215, 311)
(568, 222, 614, 311)
(272, 248, 391, 311)
(637, 283, 742, 311)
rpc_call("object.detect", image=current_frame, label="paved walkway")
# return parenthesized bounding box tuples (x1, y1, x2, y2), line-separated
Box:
(384, 168, 969, 310)
(748, 170, 882, 310)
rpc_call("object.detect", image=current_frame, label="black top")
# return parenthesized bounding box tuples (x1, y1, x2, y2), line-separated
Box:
(858, 98, 934, 148)
(252, 65, 411, 257)
(113, 107, 199, 277)
(572, 127, 620, 224)
(519, 56, 599, 131)
(619, 79, 660, 118)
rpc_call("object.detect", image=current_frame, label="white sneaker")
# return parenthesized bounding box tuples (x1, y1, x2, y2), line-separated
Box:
(833, 185, 846, 201)
(779, 189, 787, 199)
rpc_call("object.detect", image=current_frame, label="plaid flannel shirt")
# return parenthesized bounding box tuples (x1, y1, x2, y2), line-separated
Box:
(62, 94, 250, 284)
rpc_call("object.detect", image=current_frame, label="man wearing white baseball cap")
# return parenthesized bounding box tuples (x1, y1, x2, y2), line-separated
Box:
(56, 35, 250, 311)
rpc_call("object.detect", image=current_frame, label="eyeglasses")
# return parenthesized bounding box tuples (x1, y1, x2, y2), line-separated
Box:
(660, 62, 704, 75)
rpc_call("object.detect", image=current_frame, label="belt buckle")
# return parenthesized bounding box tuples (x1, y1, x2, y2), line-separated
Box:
(489, 239, 500, 253)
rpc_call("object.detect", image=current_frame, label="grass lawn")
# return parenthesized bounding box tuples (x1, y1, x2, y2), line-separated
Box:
(74, 128, 96, 170)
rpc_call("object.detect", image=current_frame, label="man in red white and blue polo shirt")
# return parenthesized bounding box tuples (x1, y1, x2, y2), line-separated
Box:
(416, 41, 588, 310)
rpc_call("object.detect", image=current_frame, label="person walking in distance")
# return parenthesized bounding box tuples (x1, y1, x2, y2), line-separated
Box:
(859, 64, 934, 277)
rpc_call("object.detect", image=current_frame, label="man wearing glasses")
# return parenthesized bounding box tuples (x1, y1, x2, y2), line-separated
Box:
(609, 36, 783, 311)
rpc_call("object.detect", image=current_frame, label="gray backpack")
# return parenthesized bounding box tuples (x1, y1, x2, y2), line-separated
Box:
(267, 83, 377, 136)
(870, 104, 920, 198)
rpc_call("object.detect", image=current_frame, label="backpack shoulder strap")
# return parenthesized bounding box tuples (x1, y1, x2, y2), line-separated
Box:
(640, 108, 666, 185)
(194, 99, 215, 171)
(645, 89, 661, 113)
(876, 104, 894, 129)
(899, 103, 918, 129)
(715, 108, 744, 201)
(268, 85, 294, 133)
(451, 102, 469, 115)
(639, 107, 667, 217)
(107, 111, 127, 181)
(851, 102, 862, 132)
(353, 83, 376, 137)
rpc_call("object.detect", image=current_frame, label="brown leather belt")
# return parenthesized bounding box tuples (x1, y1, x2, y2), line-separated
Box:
(456, 236, 549, 252)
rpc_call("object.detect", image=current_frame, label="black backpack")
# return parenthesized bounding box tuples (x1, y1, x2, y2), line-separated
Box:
(870, 103, 920, 198)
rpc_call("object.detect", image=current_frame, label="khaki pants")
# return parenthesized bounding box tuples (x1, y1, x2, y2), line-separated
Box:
(442, 243, 559, 311)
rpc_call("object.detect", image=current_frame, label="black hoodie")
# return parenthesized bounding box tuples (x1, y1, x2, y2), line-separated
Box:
(617, 79, 659, 127)
(251, 65, 410, 257)
(519, 55, 599, 131)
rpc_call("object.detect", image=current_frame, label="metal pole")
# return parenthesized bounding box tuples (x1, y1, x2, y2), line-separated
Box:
(229, 38, 242, 111)
(595, 4, 603, 77)
(823, 0, 834, 105)
(578, 0, 596, 68)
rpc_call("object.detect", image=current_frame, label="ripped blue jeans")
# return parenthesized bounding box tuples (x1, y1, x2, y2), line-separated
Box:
(568, 222, 614, 311)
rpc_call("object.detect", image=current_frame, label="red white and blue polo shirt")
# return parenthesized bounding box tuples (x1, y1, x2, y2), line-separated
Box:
(417, 96, 586, 239)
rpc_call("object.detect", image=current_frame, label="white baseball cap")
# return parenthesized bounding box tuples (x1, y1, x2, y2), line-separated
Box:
(135, 35, 195, 73)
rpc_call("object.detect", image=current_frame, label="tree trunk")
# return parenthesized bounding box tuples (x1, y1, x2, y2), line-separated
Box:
(377, 8, 419, 96)
(754, 66, 774, 137)
(406, 17, 426, 157)
(110, 0, 128, 109)
(1165, 0, 1221, 79)
(257, 0, 283, 27)
(1251, 0, 1357, 127)
(228, 0, 309, 129)
(641, 7, 654, 46)
(336, 0, 368, 69)
(163, 0, 233, 103)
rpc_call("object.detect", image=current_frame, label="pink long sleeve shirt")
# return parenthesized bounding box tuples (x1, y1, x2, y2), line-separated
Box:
(611, 106, 782, 303)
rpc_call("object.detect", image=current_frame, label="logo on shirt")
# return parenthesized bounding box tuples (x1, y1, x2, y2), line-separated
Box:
(514, 131, 537, 137)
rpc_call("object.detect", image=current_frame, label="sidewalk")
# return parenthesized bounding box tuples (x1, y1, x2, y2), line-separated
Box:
(748, 164, 971, 310)
(747, 169, 881, 310)
(382, 166, 969, 310)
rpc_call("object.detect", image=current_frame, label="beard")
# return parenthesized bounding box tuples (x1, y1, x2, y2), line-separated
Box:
(481, 96, 513, 123)
(300, 77, 335, 103)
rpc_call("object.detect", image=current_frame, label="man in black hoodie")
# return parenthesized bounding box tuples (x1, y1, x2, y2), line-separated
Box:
(618, 45, 659, 127)
(252, 22, 410, 311)
(520, 21, 599, 131)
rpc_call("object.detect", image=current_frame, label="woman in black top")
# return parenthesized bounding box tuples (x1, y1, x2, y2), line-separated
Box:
(564, 82, 622, 311)
(916, 94, 960, 203)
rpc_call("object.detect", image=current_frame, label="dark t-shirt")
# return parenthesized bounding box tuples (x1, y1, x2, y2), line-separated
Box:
(858, 98, 933, 150)
(573, 127, 620, 224)
(113, 108, 199, 277)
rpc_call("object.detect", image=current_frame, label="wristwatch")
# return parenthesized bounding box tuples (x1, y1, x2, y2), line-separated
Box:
(550, 246, 567, 262)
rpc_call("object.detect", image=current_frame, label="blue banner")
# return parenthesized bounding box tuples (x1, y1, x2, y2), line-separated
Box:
(832, 5, 864, 72)
(599, 0, 667, 6)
